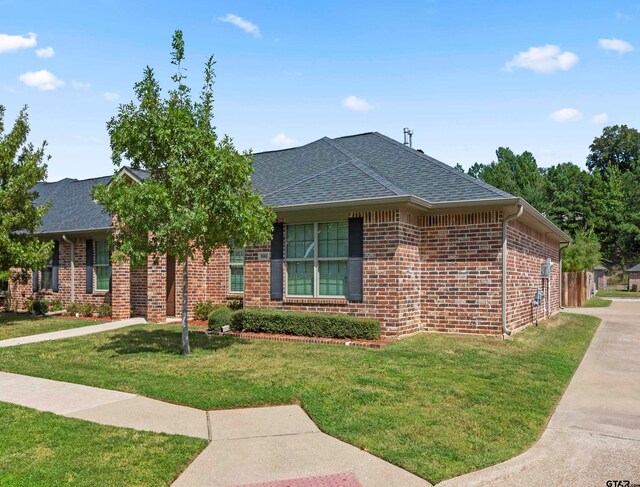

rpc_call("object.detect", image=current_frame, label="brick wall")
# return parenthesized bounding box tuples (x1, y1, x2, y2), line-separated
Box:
(241, 210, 422, 337)
(421, 212, 503, 335)
(9, 236, 111, 312)
(506, 220, 560, 330)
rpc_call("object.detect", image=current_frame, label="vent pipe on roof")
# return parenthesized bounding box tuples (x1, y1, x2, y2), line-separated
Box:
(403, 128, 413, 148)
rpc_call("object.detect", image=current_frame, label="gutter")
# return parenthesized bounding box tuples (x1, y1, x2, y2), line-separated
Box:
(274, 195, 432, 212)
(502, 204, 524, 336)
(559, 242, 571, 309)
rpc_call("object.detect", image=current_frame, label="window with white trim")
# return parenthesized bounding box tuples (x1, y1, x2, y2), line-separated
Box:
(286, 221, 348, 297)
(229, 248, 245, 293)
(95, 240, 111, 292)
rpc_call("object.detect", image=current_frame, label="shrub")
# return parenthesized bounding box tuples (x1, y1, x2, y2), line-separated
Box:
(50, 299, 63, 312)
(194, 300, 224, 321)
(80, 302, 96, 317)
(97, 303, 112, 318)
(632, 284, 638, 293)
(30, 299, 49, 316)
(66, 302, 80, 315)
(226, 298, 243, 311)
(208, 307, 234, 331)
(231, 309, 381, 340)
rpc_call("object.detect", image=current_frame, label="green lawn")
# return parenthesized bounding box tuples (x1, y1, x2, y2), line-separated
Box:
(597, 289, 640, 298)
(0, 314, 102, 341)
(0, 401, 206, 487)
(583, 297, 612, 307)
(0, 313, 598, 483)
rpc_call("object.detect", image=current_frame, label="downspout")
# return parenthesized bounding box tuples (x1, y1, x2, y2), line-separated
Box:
(62, 235, 74, 303)
(559, 242, 570, 309)
(502, 204, 524, 336)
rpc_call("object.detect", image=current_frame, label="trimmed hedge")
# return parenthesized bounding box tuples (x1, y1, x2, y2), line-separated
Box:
(230, 309, 381, 340)
(208, 307, 234, 331)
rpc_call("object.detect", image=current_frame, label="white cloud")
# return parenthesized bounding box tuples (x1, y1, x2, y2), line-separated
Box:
(35, 46, 55, 58)
(598, 38, 634, 53)
(505, 44, 579, 74)
(18, 70, 64, 90)
(342, 95, 372, 112)
(615, 10, 633, 20)
(549, 108, 583, 123)
(591, 113, 609, 125)
(71, 80, 91, 90)
(103, 92, 120, 101)
(0, 32, 37, 54)
(218, 14, 261, 38)
(271, 133, 296, 147)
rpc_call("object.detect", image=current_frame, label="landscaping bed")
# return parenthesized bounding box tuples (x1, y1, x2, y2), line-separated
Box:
(0, 312, 599, 483)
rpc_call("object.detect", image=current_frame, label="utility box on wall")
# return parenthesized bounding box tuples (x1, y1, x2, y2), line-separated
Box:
(541, 258, 553, 279)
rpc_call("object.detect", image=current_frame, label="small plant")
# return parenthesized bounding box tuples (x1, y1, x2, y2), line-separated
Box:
(66, 302, 80, 315)
(208, 307, 234, 331)
(50, 299, 63, 312)
(194, 300, 224, 321)
(30, 299, 50, 316)
(97, 303, 112, 318)
(632, 284, 638, 292)
(226, 298, 243, 311)
(80, 302, 96, 317)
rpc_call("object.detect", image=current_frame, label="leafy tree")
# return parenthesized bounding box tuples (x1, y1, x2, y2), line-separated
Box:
(453, 163, 465, 172)
(467, 147, 548, 214)
(93, 31, 275, 354)
(0, 106, 52, 281)
(587, 125, 640, 175)
(562, 230, 602, 272)
(543, 162, 594, 235)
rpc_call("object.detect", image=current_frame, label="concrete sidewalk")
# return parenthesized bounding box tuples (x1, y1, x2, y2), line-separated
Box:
(437, 301, 640, 486)
(0, 371, 427, 486)
(0, 317, 146, 348)
(173, 405, 429, 487)
(0, 371, 209, 439)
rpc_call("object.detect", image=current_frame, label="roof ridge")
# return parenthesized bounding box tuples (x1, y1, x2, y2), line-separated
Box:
(322, 137, 407, 196)
(371, 132, 514, 199)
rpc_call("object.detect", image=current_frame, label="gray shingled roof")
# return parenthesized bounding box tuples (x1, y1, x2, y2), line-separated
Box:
(628, 264, 640, 272)
(35, 133, 515, 233)
(33, 167, 150, 234)
(253, 132, 513, 206)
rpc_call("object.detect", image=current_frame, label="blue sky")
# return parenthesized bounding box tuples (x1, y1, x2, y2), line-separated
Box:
(1, 0, 638, 181)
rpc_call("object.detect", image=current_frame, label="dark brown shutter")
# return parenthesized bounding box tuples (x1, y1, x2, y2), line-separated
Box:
(32, 271, 39, 292)
(347, 217, 364, 302)
(270, 223, 284, 300)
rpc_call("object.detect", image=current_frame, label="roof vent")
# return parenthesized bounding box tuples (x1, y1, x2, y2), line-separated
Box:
(403, 128, 413, 148)
(416, 149, 424, 154)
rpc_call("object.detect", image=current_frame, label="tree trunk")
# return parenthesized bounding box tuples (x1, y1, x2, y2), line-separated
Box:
(181, 260, 190, 355)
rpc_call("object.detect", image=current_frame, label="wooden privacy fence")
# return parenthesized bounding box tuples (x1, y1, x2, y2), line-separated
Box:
(562, 271, 595, 307)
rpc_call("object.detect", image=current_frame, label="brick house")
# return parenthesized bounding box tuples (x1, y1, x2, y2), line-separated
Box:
(11, 132, 569, 337)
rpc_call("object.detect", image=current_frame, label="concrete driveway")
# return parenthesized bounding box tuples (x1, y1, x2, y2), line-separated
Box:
(438, 300, 640, 486)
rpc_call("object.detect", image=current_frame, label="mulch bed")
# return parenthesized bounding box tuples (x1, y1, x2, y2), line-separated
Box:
(55, 315, 111, 322)
(204, 329, 391, 349)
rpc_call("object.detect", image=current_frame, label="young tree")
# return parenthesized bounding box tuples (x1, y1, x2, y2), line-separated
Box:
(93, 31, 275, 354)
(0, 106, 52, 281)
(562, 230, 602, 272)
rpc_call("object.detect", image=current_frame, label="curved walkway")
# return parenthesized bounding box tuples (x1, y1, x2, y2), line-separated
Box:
(437, 301, 640, 486)
(0, 371, 427, 487)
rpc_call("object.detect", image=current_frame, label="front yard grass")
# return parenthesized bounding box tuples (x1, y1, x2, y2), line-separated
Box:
(0, 313, 598, 484)
(0, 401, 206, 487)
(596, 289, 640, 298)
(0, 313, 102, 341)
(583, 297, 612, 307)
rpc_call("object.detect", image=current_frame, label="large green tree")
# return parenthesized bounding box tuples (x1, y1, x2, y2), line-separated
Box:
(468, 147, 548, 214)
(587, 125, 640, 175)
(562, 230, 602, 272)
(543, 162, 594, 235)
(0, 106, 52, 282)
(93, 31, 274, 354)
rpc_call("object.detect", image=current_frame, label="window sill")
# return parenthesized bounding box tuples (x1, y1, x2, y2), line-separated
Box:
(283, 297, 349, 306)
(226, 293, 244, 299)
